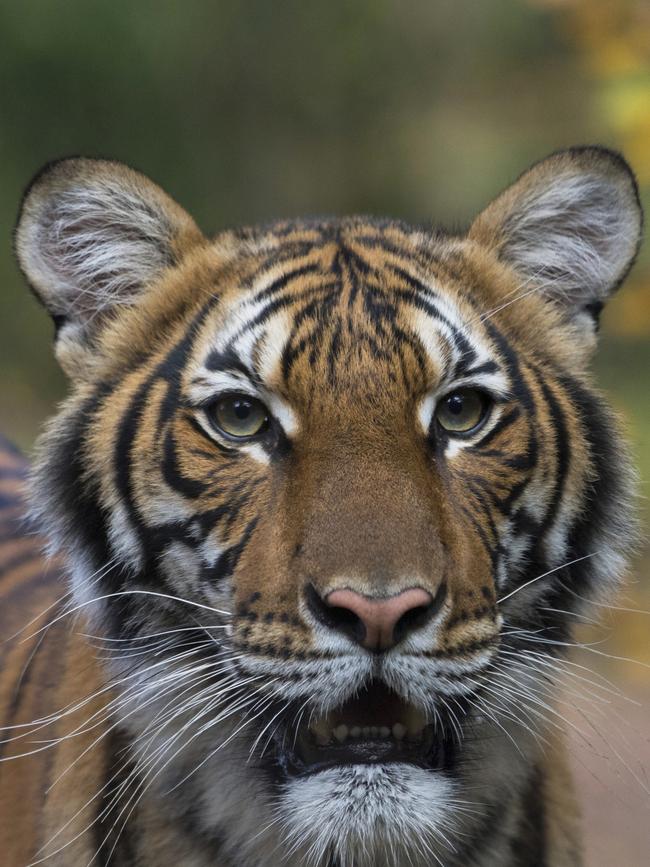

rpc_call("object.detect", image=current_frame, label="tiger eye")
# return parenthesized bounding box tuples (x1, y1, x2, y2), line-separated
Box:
(435, 388, 489, 434)
(209, 394, 269, 439)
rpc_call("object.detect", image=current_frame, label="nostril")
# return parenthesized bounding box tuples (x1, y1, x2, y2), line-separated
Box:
(393, 603, 431, 645)
(393, 581, 447, 644)
(304, 583, 367, 644)
(325, 602, 367, 644)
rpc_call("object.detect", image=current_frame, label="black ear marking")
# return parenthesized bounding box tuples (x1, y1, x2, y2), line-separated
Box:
(51, 314, 67, 337)
(584, 301, 604, 331)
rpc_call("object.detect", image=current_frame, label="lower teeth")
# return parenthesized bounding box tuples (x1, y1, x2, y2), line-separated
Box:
(309, 722, 422, 745)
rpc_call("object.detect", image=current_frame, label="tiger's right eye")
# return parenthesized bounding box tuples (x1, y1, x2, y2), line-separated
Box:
(207, 394, 269, 440)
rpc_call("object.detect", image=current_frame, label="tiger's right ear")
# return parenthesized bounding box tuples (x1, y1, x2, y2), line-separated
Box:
(15, 157, 203, 374)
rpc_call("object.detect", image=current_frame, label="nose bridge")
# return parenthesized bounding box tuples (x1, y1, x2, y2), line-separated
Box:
(294, 445, 442, 593)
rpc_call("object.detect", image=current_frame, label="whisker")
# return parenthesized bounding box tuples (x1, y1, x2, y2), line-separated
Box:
(497, 552, 598, 604)
(23, 589, 231, 643)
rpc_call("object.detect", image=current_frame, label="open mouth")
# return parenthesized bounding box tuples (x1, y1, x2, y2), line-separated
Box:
(274, 682, 453, 777)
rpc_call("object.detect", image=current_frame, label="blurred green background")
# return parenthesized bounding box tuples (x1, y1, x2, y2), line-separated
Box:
(0, 0, 648, 860)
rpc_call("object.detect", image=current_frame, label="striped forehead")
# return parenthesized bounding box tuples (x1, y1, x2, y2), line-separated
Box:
(187, 249, 509, 409)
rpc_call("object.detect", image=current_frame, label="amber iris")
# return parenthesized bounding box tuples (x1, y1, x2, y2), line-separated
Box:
(435, 388, 489, 434)
(210, 394, 269, 439)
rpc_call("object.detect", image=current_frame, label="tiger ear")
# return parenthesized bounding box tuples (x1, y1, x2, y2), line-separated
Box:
(15, 157, 203, 374)
(469, 146, 643, 337)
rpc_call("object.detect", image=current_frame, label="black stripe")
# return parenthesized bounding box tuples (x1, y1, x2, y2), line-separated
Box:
(474, 406, 522, 450)
(113, 302, 216, 569)
(533, 372, 570, 546)
(45, 387, 118, 599)
(463, 476, 500, 541)
(389, 268, 478, 363)
(281, 332, 313, 381)
(461, 504, 499, 569)
(361, 287, 430, 385)
(483, 321, 536, 422)
(280, 292, 340, 381)
(161, 428, 208, 499)
(94, 727, 138, 866)
(227, 284, 335, 347)
(451, 799, 505, 864)
(510, 765, 547, 867)
(459, 359, 500, 378)
(202, 516, 259, 586)
(556, 373, 628, 599)
(353, 232, 446, 274)
(204, 348, 257, 378)
(251, 262, 321, 303)
(0, 600, 66, 761)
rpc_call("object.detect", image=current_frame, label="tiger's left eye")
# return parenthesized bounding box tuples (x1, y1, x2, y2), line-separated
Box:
(208, 394, 269, 439)
(435, 388, 490, 435)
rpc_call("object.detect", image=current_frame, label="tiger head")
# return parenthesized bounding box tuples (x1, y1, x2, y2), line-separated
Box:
(16, 148, 642, 866)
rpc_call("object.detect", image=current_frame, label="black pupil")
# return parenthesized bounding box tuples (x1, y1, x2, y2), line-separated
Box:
(233, 400, 252, 419)
(447, 394, 464, 415)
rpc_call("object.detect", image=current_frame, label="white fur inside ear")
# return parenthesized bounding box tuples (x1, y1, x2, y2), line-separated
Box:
(16, 168, 183, 325)
(502, 172, 640, 305)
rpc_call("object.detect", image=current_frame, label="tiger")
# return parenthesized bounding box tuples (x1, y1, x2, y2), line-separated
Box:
(0, 145, 643, 867)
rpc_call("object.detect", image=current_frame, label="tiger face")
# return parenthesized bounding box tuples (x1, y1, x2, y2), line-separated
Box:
(16, 148, 642, 866)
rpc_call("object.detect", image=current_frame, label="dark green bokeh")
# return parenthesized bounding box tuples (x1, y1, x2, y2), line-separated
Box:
(0, 0, 647, 497)
(5, 0, 643, 443)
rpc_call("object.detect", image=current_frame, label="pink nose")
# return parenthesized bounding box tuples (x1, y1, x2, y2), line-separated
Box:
(325, 587, 434, 651)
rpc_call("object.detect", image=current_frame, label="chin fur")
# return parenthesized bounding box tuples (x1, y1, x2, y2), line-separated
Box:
(276, 764, 461, 867)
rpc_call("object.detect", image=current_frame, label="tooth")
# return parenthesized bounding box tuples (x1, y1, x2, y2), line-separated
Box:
(379, 726, 390, 738)
(363, 726, 371, 738)
(370, 726, 378, 737)
(333, 725, 348, 743)
(350, 726, 361, 738)
(405, 708, 426, 740)
(404, 705, 427, 738)
(392, 723, 406, 741)
(310, 718, 332, 745)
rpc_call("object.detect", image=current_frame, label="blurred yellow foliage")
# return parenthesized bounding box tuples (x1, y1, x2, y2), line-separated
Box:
(534, 0, 650, 176)
(532, 0, 650, 333)
(606, 278, 650, 335)
(601, 79, 650, 183)
(534, 0, 650, 174)
(532, 0, 649, 68)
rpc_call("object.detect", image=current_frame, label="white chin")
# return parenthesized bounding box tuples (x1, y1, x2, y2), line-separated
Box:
(277, 763, 459, 867)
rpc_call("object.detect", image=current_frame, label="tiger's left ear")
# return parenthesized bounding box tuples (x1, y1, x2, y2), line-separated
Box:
(469, 146, 643, 337)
